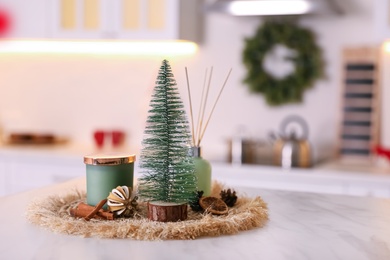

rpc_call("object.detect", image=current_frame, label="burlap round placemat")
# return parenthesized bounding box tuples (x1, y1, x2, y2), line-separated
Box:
(26, 182, 268, 240)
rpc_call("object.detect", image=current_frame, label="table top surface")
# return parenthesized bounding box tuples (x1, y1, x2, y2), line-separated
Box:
(1, 176, 390, 260)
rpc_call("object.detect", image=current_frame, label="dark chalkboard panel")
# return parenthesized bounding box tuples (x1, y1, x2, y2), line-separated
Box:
(338, 47, 380, 159)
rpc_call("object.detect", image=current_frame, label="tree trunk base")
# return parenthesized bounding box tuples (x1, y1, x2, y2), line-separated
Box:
(147, 202, 188, 222)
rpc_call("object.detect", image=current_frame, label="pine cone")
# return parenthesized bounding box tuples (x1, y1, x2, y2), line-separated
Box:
(190, 191, 204, 212)
(220, 189, 237, 207)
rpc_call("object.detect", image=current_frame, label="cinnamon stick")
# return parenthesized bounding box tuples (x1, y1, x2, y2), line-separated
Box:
(70, 202, 114, 220)
(85, 199, 107, 221)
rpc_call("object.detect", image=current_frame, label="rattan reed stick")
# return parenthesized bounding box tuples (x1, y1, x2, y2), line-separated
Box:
(198, 68, 232, 145)
(197, 67, 213, 146)
(185, 67, 196, 146)
(195, 69, 209, 144)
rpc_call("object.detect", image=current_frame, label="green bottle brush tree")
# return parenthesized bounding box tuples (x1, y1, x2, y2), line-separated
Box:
(138, 59, 197, 222)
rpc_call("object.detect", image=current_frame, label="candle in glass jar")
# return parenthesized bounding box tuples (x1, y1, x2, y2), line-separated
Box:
(84, 154, 136, 207)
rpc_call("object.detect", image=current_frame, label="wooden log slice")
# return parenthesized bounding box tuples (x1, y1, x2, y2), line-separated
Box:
(147, 201, 188, 222)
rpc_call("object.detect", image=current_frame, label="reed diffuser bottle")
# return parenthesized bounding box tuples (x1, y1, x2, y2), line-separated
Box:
(190, 146, 212, 196)
(184, 66, 232, 197)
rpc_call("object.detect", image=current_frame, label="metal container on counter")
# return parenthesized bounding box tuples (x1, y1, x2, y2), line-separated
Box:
(274, 115, 311, 168)
(228, 138, 274, 165)
(84, 154, 136, 207)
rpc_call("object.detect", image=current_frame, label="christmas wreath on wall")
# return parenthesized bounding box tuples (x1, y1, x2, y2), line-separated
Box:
(242, 20, 324, 106)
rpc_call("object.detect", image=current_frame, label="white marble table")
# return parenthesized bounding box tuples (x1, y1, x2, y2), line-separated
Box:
(1, 177, 390, 260)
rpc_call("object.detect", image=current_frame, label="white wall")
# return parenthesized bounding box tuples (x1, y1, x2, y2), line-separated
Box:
(0, 0, 380, 163)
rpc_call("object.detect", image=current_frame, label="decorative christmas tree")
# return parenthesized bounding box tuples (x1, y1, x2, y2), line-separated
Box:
(138, 60, 197, 221)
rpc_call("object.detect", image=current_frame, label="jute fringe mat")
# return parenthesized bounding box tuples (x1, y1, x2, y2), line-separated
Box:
(26, 182, 268, 240)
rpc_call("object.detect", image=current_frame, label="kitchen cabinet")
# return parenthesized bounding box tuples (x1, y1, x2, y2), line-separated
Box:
(47, 0, 201, 41)
(0, 160, 5, 196)
(0, 0, 48, 38)
(1, 145, 389, 198)
(0, 0, 201, 41)
(0, 146, 85, 197)
(211, 163, 390, 198)
(374, 0, 390, 42)
(47, 0, 109, 39)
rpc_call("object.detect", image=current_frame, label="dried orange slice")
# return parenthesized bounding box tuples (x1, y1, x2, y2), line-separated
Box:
(199, 196, 228, 215)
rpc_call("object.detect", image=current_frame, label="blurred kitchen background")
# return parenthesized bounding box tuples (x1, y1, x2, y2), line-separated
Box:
(1, 0, 390, 196)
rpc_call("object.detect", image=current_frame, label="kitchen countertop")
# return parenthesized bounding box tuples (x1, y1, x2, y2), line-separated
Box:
(0, 142, 93, 158)
(1, 176, 390, 260)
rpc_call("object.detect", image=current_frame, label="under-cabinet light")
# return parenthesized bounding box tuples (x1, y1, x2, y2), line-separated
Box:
(0, 40, 198, 56)
(384, 41, 390, 53)
(226, 0, 313, 16)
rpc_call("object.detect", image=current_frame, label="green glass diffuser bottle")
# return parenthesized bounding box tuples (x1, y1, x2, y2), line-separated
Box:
(191, 146, 211, 196)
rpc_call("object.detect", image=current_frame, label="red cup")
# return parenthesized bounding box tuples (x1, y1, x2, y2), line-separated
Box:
(93, 130, 105, 148)
(112, 130, 124, 147)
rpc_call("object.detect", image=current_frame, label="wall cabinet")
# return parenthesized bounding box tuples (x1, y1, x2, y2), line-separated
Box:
(111, 0, 201, 41)
(0, 0, 48, 38)
(48, 0, 110, 39)
(374, 0, 390, 42)
(1, 0, 201, 41)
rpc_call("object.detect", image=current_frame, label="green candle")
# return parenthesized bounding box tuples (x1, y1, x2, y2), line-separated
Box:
(84, 154, 136, 207)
